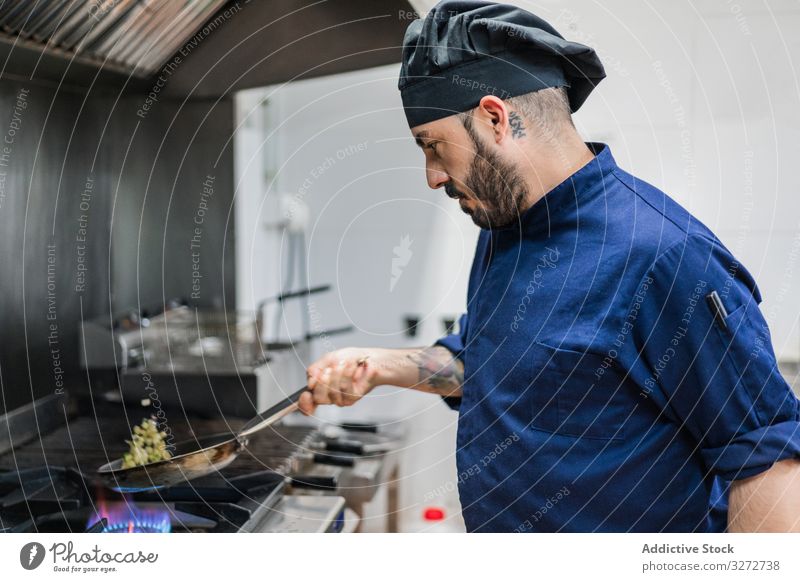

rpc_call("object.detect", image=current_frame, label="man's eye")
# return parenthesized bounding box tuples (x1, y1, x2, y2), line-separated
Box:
(429, 141, 440, 154)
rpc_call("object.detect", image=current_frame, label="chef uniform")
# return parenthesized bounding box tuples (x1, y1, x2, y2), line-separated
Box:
(399, 1, 800, 532)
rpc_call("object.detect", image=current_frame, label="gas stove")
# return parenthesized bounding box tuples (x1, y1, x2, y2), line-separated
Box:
(0, 466, 344, 533)
(0, 395, 349, 533)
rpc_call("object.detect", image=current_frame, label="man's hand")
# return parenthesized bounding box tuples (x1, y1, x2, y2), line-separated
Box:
(300, 345, 464, 415)
(727, 457, 800, 532)
(300, 348, 378, 415)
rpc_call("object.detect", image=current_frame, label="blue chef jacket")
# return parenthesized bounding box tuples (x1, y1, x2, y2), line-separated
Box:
(436, 142, 800, 532)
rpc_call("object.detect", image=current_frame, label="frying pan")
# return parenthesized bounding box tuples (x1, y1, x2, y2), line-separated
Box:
(95, 387, 307, 492)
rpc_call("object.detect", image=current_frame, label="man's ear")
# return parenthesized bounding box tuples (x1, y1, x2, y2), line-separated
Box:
(476, 95, 511, 145)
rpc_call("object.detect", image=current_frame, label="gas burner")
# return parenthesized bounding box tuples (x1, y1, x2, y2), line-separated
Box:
(0, 403, 376, 533)
(88, 500, 172, 533)
(0, 466, 287, 533)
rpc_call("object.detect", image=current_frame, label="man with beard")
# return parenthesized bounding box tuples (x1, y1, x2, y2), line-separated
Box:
(300, 1, 800, 532)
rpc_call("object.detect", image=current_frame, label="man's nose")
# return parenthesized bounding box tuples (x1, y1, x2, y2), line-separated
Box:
(426, 166, 449, 190)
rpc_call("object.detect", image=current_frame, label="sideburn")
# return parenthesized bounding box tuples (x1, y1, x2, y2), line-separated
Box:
(461, 116, 528, 229)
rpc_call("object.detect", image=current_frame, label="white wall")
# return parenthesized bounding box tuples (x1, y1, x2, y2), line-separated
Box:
(235, 66, 473, 531)
(234, 0, 800, 531)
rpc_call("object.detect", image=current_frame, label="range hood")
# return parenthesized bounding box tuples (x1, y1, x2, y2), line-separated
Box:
(0, 0, 228, 84)
(0, 0, 415, 96)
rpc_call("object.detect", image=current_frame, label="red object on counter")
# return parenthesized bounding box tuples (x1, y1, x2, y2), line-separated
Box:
(423, 507, 445, 521)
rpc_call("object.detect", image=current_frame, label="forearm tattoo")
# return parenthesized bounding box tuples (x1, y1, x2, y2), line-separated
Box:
(407, 346, 464, 395)
(508, 111, 526, 139)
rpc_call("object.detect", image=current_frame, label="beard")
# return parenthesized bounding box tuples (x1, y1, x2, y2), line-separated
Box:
(445, 125, 528, 229)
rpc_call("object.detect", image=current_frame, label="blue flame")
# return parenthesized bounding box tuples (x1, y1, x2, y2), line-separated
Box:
(88, 500, 172, 533)
(103, 517, 171, 534)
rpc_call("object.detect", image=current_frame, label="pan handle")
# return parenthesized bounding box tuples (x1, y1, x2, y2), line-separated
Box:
(290, 475, 338, 491)
(313, 452, 356, 467)
(321, 439, 365, 455)
(237, 387, 308, 439)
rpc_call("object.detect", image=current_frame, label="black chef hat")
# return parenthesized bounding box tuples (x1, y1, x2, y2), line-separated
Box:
(399, 1, 606, 127)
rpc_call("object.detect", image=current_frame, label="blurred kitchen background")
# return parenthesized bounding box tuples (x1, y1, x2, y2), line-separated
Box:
(0, 0, 799, 533)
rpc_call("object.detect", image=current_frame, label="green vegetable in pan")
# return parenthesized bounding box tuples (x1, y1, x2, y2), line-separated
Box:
(121, 418, 172, 469)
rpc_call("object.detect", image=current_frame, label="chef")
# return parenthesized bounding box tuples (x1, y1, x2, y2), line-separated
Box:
(299, 0, 800, 532)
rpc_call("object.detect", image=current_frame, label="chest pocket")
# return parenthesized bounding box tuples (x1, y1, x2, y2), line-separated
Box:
(530, 342, 632, 441)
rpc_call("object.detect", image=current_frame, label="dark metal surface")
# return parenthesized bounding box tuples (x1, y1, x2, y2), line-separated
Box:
(161, 0, 415, 98)
(0, 394, 66, 456)
(0, 79, 236, 413)
(0, 1, 415, 94)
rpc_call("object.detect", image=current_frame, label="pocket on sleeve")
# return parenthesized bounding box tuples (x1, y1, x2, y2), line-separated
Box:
(713, 300, 794, 427)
